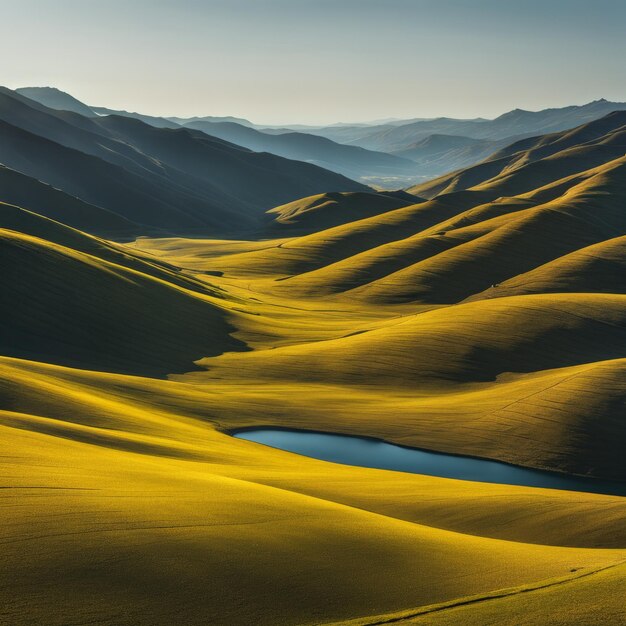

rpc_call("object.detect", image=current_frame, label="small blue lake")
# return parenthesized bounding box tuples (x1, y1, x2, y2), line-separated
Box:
(234, 428, 626, 497)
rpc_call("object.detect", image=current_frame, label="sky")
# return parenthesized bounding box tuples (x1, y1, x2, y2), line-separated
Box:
(1, 0, 625, 125)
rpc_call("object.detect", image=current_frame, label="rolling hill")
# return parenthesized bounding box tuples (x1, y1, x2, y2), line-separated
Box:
(266, 190, 421, 233)
(2, 97, 626, 626)
(0, 204, 245, 375)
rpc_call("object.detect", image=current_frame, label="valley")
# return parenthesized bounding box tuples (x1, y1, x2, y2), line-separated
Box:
(1, 85, 625, 625)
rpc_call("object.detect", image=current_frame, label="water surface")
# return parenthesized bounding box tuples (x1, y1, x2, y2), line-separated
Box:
(234, 428, 626, 497)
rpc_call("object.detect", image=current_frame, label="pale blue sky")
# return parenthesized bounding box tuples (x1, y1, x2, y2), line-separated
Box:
(2, 0, 625, 124)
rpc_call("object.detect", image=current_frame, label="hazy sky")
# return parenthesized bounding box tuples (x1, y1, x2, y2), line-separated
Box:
(2, 0, 625, 124)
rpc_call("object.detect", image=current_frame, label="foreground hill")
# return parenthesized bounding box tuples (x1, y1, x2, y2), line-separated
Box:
(1, 87, 367, 235)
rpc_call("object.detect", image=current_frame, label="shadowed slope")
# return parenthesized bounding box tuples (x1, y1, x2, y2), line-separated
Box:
(0, 87, 367, 234)
(0, 210, 246, 375)
(0, 165, 141, 237)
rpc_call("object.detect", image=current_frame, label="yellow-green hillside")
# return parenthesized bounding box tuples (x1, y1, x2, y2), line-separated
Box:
(266, 190, 419, 233)
(2, 357, 626, 626)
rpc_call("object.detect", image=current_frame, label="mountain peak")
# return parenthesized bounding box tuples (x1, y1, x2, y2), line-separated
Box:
(15, 86, 97, 117)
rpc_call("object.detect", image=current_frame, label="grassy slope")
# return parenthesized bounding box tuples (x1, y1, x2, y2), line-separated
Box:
(266, 190, 419, 233)
(332, 562, 626, 625)
(2, 357, 626, 626)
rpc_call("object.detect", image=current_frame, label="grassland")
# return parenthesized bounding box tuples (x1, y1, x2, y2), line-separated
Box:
(2, 111, 626, 624)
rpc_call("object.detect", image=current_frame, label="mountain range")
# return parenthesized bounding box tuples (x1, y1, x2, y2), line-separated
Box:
(1, 87, 366, 235)
(19, 86, 626, 185)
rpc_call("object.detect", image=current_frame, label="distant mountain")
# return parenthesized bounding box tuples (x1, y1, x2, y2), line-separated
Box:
(391, 134, 516, 177)
(16, 86, 97, 117)
(304, 100, 626, 153)
(183, 120, 417, 184)
(168, 114, 255, 127)
(16, 87, 626, 189)
(90, 106, 180, 128)
(0, 87, 367, 236)
(408, 110, 626, 198)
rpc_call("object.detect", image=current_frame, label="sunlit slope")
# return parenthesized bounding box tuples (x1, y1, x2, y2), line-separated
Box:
(348, 160, 626, 303)
(1, 356, 625, 625)
(0, 208, 245, 375)
(199, 294, 626, 386)
(203, 150, 626, 303)
(467, 235, 626, 301)
(182, 191, 489, 277)
(267, 190, 419, 233)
